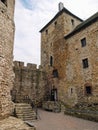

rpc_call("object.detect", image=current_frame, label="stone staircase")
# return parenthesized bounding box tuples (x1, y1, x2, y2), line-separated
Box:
(15, 103, 37, 121)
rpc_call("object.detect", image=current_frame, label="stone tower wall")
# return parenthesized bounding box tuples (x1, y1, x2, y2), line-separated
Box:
(0, 0, 15, 119)
(40, 7, 98, 106)
(12, 61, 47, 107)
(41, 12, 82, 79)
(62, 20, 98, 106)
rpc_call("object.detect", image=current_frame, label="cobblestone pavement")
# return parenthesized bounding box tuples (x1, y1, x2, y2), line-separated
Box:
(33, 109, 98, 130)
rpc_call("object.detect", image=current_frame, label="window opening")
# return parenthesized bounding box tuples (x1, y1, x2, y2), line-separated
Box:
(50, 56, 53, 66)
(46, 29, 48, 34)
(82, 58, 89, 68)
(51, 88, 58, 101)
(85, 86, 92, 95)
(71, 19, 74, 26)
(52, 69, 58, 78)
(81, 38, 86, 47)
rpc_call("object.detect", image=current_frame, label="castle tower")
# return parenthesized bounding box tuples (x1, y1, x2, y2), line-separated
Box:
(40, 3, 82, 76)
(40, 3, 83, 101)
(0, 0, 15, 119)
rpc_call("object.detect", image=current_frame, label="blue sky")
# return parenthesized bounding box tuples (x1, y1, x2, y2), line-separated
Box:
(14, 0, 98, 66)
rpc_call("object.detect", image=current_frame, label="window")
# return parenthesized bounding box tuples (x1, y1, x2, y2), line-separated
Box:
(85, 86, 92, 95)
(51, 88, 58, 101)
(52, 69, 58, 78)
(1, 0, 7, 6)
(71, 88, 73, 94)
(81, 38, 86, 47)
(71, 19, 74, 26)
(46, 29, 48, 34)
(82, 58, 89, 68)
(54, 21, 57, 26)
(50, 56, 53, 66)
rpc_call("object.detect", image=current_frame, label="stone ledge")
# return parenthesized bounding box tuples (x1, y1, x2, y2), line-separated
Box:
(64, 108, 98, 122)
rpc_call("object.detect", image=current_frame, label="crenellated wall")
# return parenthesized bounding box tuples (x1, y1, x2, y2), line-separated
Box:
(12, 61, 48, 106)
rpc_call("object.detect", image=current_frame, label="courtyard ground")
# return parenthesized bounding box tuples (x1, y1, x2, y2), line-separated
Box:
(33, 109, 98, 130)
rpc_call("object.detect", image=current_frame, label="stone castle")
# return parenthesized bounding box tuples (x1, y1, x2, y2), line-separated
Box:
(0, 0, 98, 123)
(13, 3, 98, 108)
(39, 3, 98, 106)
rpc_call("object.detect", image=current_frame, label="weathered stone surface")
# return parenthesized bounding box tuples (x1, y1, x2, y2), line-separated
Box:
(12, 61, 47, 106)
(0, 116, 36, 130)
(40, 6, 98, 107)
(0, 0, 15, 119)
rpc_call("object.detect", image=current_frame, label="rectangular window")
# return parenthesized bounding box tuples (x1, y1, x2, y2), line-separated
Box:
(85, 86, 92, 95)
(46, 29, 48, 34)
(53, 69, 58, 78)
(71, 19, 74, 26)
(50, 56, 53, 66)
(82, 58, 89, 68)
(81, 38, 86, 47)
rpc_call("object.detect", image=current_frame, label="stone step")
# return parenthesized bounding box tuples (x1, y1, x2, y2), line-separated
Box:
(15, 103, 37, 121)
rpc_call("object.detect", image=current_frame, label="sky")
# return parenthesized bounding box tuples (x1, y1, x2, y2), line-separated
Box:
(14, 0, 98, 66)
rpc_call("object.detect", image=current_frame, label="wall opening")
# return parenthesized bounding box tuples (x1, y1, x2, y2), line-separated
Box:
(85, 86, 92, 95)
(82, 58, 89, 68)
(81, 37, 86, 47)
(50, 56, 53, 66)
(52, 69, 58, 78)
(51, 88, 58, 101)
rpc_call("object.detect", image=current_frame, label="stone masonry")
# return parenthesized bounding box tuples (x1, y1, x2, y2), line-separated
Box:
(40, 3, 98, 107)
(0, 0, 15, 119)
(12, 3, 98, 110)
(12, 61, 47, 107)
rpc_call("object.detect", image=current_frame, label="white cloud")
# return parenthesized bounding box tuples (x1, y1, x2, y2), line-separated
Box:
(14, 0, 98, 65)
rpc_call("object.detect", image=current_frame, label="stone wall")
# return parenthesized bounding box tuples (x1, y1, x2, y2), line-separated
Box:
(0, 0, 15, 119)
(40, 7, 98, 107)
(12, 61, 47, 107)
(40, 8, 83, 104)
(63, 20, 98, 106)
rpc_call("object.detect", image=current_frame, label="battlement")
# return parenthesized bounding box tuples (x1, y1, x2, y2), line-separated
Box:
(14, 61, 42, 70)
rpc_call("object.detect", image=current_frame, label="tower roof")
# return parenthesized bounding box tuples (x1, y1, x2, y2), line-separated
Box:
(40, 7, 83, 32)
(65, 11, 98, 39)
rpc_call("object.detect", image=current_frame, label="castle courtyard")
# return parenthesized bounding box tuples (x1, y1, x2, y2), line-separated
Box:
(33, 109, 98, 130)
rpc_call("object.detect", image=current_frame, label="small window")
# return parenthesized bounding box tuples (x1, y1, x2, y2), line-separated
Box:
(54, 21, 57, 26)
(81, 38, 86, 47)
(71, 88, 73, 94)
(85, 86, 92, 95)
(1, 0, 7, 6)
(46, 29, 48, 34)
(82, 58, 89, 68)
(71, 19, 74, 26)
(53, 69, 58, 78)
(50, 56, 53, 66)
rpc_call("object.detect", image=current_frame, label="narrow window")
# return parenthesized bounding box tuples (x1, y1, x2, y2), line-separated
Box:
(71, 88, 73, 94)
(81, 38, 86, 47)
(85, 86, 92, 95)
(1, 0, 7, 6)
(46, 29, 48, 34)
(71, 19, 74, 26)
(50, 56, 53, 66)
(54, 21, 57, 26)
(53, 69, 58, 78)
(82, 58, 89, 68)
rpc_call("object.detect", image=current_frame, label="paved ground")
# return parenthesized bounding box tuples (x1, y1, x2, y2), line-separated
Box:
(33, 109, 98, 130)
